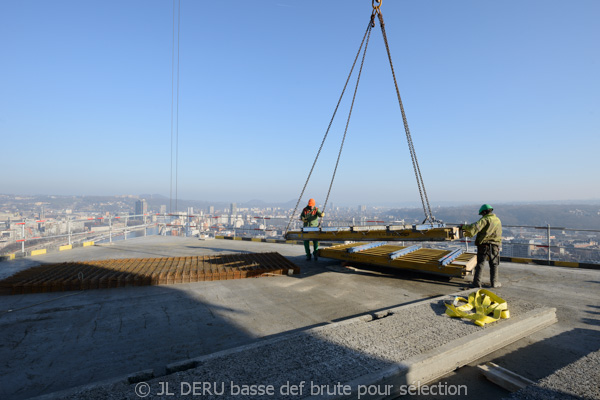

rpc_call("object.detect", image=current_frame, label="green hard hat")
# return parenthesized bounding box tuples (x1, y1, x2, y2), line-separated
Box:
(479, 204, 493, 215)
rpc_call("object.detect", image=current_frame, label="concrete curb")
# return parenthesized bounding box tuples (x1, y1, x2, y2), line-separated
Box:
(323, 307, 557, 400)
(0, 241, 94, 262)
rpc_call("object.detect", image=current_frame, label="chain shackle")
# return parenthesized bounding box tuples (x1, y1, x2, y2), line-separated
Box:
(372, 0, 382, 12)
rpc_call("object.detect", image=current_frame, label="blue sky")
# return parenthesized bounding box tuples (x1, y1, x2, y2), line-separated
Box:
(1, 0, 599, 207)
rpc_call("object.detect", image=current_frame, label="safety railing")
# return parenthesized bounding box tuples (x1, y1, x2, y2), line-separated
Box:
(0, 214, 158, 255)
(2, 214, 598, 265)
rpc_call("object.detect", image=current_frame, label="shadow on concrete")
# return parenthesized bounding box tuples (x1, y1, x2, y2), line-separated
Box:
(406, 327, 600, 400)
(328, 261, 466, 287)
(0, 259, 400, 400)
(490, 328, 600, 382)
(582, 304, 600, 326)
(506, 387, 595, 400)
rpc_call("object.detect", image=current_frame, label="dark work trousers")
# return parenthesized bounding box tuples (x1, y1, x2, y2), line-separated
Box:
(304, 240, 319, 256)
(473, 243, 500, 286)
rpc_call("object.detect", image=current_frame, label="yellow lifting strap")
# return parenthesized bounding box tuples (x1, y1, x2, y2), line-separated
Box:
(445, 289, 510, 327)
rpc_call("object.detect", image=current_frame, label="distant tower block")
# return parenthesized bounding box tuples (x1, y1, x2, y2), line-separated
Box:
(230, 203, 237, 224)
(135, 199, 148, 216)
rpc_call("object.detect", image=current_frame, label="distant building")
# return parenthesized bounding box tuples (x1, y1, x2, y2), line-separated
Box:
(230, 203, 237, 225)
(160, 205, 167, 215)
(501, 239, 538, 258)
(209, 206, 215, 214)
(135, 199, 148, 216)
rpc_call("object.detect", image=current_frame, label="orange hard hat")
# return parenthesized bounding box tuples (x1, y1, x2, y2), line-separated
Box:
(308, 198, 316, 207)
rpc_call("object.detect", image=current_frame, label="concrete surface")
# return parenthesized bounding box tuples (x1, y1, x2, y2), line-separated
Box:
(507, 348, 600, 399)
(1, 236, 599, 399)
(30, 297, 556, 400)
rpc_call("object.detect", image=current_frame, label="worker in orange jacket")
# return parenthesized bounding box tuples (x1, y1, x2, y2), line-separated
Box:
(300, 198, 324, 261)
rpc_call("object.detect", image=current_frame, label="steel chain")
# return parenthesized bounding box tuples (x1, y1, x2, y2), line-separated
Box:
(322, 23, 373, 221)
(284, 21, 374, 234)
(376, 11, 436, 223)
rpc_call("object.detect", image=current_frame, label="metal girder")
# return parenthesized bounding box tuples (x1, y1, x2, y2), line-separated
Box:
(389, 244, 421, 260)
(438, 248, 464, 266)
(286, 224, 460, 242)
(347, 242, 387, 253)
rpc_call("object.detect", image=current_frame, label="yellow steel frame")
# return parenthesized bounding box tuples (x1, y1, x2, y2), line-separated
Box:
(318, 242, 476, 278)
(285, 225, 460, 242)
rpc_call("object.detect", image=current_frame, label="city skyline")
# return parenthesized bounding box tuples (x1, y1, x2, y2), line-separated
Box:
(1, 1, 599, 204)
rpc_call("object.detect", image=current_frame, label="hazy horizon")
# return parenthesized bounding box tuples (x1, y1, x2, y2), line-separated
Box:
(2, 192, 600, 210)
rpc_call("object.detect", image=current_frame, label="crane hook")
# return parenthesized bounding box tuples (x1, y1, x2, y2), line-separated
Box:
(372, 0, 382, 12)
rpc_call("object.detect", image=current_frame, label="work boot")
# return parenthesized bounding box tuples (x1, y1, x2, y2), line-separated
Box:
(313, 251, 318, 262)
(306, 254, 311, 261)
(491, 282, 502, 288)
(470, 281, 482, 288)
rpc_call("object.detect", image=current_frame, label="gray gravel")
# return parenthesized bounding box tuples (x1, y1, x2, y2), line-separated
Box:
(507, 348, 600, 400)
(49, 293, 544, 400)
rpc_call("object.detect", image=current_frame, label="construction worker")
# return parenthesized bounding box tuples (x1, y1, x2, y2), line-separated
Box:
(461, 204, 503, 288)
(300, 198, 324, 261)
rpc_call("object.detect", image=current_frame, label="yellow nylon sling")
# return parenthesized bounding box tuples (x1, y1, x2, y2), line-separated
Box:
(445, 289, 510, 327)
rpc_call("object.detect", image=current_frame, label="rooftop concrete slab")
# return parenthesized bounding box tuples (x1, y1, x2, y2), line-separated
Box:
(1, 236, 599, 399)
(30, 295, 556, 400)
(507, 348, 600, 399)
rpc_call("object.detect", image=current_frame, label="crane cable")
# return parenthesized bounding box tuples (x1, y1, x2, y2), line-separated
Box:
(284, 20, 374, 234)
(374, 3, 436, 224)
(285, 0, 438, 234)
(321, 20, 373, 220)
(170, 0, 181, 214)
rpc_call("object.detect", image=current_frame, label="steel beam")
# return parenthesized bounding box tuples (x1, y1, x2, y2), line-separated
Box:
(285, 225, 460, 242)
(389, 244, 422, 260)
(347, 242, 387, 253)
(439, 249, 464, 266)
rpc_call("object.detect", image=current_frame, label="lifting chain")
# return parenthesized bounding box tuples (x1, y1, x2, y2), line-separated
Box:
(375, 6, 437, 224)
(284, 20, 374, 234)
(285, 1, 438, 235)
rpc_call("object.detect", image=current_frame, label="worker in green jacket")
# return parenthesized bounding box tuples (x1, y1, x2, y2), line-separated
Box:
(300, 198, 324, 261)
(461, 204, 503, 288)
